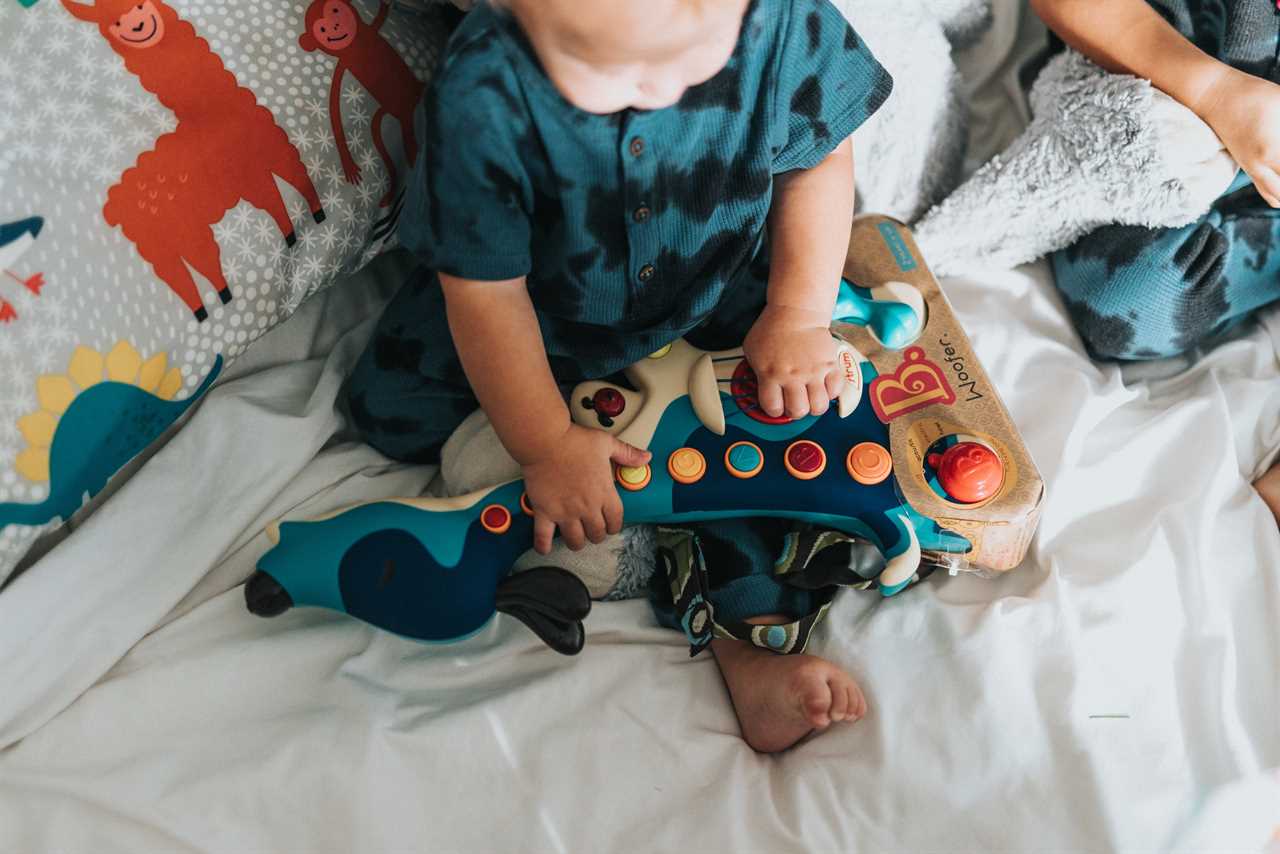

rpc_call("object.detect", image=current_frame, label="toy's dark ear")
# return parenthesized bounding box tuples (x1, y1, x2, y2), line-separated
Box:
(299, 31, 319, 52)
(496, 567, 591, 656)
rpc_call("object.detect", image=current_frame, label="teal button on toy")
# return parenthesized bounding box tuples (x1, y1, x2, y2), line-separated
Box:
(725, 441, 764, 478)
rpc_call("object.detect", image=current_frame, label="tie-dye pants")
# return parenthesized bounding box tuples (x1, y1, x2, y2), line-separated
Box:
(1052, 172, 1280, 360)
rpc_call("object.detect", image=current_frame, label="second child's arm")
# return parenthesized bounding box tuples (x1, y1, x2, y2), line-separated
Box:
(441, 273, 650, 554)
(1031, 0, 1280, 205)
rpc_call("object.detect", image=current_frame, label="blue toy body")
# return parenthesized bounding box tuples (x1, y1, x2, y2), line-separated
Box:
(248, 279, 973, 648)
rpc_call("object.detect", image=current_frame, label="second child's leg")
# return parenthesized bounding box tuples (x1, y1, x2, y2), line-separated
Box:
(1051, 172, 1280, 361)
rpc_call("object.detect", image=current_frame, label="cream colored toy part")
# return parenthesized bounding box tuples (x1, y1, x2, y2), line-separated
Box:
(833, 340, 864, 418)
(688, 353, 725, 436)
(878, 516, 922, 589)
(870, 280, 927, 346)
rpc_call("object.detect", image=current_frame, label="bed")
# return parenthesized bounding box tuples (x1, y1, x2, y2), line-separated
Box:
(1, 2, 1277, 851)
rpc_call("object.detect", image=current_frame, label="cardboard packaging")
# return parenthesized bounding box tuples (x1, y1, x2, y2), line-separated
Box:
(839, 214, 1043, 572)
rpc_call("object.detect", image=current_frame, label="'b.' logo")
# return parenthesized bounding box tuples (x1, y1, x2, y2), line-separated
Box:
(870, 347, 954, 423)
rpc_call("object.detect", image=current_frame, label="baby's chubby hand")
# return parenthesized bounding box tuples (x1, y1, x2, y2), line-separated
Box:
(742, 303, 843, 420)
(520, 423, 651, 554)
(1200, 67, 1280, 207)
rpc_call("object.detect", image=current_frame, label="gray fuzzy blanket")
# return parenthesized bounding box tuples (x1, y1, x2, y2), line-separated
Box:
(915, 49, 1238, 276)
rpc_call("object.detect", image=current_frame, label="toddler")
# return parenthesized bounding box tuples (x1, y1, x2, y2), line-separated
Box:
(1031, 0, 1280, 514)
(345, 0, 892, 752)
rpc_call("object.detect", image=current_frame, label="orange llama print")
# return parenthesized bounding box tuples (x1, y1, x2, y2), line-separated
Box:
(62, 0, 326, 322)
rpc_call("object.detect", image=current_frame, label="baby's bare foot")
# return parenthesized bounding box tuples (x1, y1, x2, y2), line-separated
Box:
(1255, 461, 1280, 525)
(712, 639, 867, 754)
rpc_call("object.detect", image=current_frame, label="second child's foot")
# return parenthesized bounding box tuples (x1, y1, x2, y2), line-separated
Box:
(713, 638, 867, 754)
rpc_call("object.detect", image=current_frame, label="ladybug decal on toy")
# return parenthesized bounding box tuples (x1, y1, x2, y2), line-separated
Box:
(581, 387, 626, 428)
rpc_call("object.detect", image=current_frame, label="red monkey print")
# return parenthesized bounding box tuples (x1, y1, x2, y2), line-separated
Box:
(62, 0, 326, 322)
(299, 0, 425, 207)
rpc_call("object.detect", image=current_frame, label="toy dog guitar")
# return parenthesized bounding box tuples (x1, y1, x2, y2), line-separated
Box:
(246, 217, 1044, 655)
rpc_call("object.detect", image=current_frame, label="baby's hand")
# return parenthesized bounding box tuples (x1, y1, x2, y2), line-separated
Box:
(521, 423, 651, 554)
(742, 304, 843, 420)
(1201, 68, 1280, 207)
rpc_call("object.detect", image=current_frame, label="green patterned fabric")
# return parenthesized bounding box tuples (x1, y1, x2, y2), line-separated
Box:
(654, 524, 927, 657)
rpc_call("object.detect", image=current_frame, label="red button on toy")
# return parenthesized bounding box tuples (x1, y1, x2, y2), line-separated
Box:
(730, 360, 793, 425)
(784, 440, 827, 480)
(928, 442, 1003, 504)
(481, 504, 512, 534)
(592, 388, 626, 418)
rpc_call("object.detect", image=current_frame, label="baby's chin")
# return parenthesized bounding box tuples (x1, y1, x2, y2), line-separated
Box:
(550, 70, 703, 114)
(569, 91, 686, 114)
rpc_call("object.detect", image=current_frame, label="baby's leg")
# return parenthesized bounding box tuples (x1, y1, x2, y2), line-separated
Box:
(651, 519, 868, 753)
(342, 266, 478, 463)
(712, 618, 866, 754)
(1050, 173, 1280, 360)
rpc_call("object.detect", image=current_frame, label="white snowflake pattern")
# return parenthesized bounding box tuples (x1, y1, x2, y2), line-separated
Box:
(213, 220, 241, 244)
(317, 224, 340, 251)
(235, 237, 257, 264)
(319, 188, 343, 212)
(254, 217, 279, 244)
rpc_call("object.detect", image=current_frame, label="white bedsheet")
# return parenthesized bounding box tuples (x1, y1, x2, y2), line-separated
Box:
(3, 2, 1279, 849)
(1, 245, 1277, 853)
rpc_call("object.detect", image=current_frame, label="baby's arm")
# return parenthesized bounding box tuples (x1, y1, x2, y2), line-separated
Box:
(440, 273, 650, 554)
(745, 137, 854, 420)
(1032, 0, 1280, 206)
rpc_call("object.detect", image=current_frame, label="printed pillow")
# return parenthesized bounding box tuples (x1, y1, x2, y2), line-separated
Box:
(0, 0, 448, 581)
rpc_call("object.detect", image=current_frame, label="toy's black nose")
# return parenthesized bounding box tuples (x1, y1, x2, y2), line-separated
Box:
(245, 571, 293, 617)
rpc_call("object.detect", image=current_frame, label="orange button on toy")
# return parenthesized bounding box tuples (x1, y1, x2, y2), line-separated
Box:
(520, 492, 534, 516)
(725, 441, 764, 479)
(847, 442, 892, 485)
(616, 463, 652, 491)
(668, 447, 706, 484)
(481, 504, 512, 534)
(784, 440, 827, 480)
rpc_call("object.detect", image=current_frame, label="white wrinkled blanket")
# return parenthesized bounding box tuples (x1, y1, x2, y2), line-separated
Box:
(1, 2, 1278, 850)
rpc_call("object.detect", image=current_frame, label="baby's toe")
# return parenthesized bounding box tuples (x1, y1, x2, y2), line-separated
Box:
(798, 676, 834, 728)
(848, 681, 867, 720)
(828, 676, 850, 722)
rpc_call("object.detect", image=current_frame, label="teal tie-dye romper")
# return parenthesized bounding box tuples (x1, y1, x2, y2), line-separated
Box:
(342, 0, 894, 633)
(1052, 0, 1280, 360)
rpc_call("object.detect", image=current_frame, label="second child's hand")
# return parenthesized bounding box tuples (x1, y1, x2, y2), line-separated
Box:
(1198, 68, 1280, 207)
